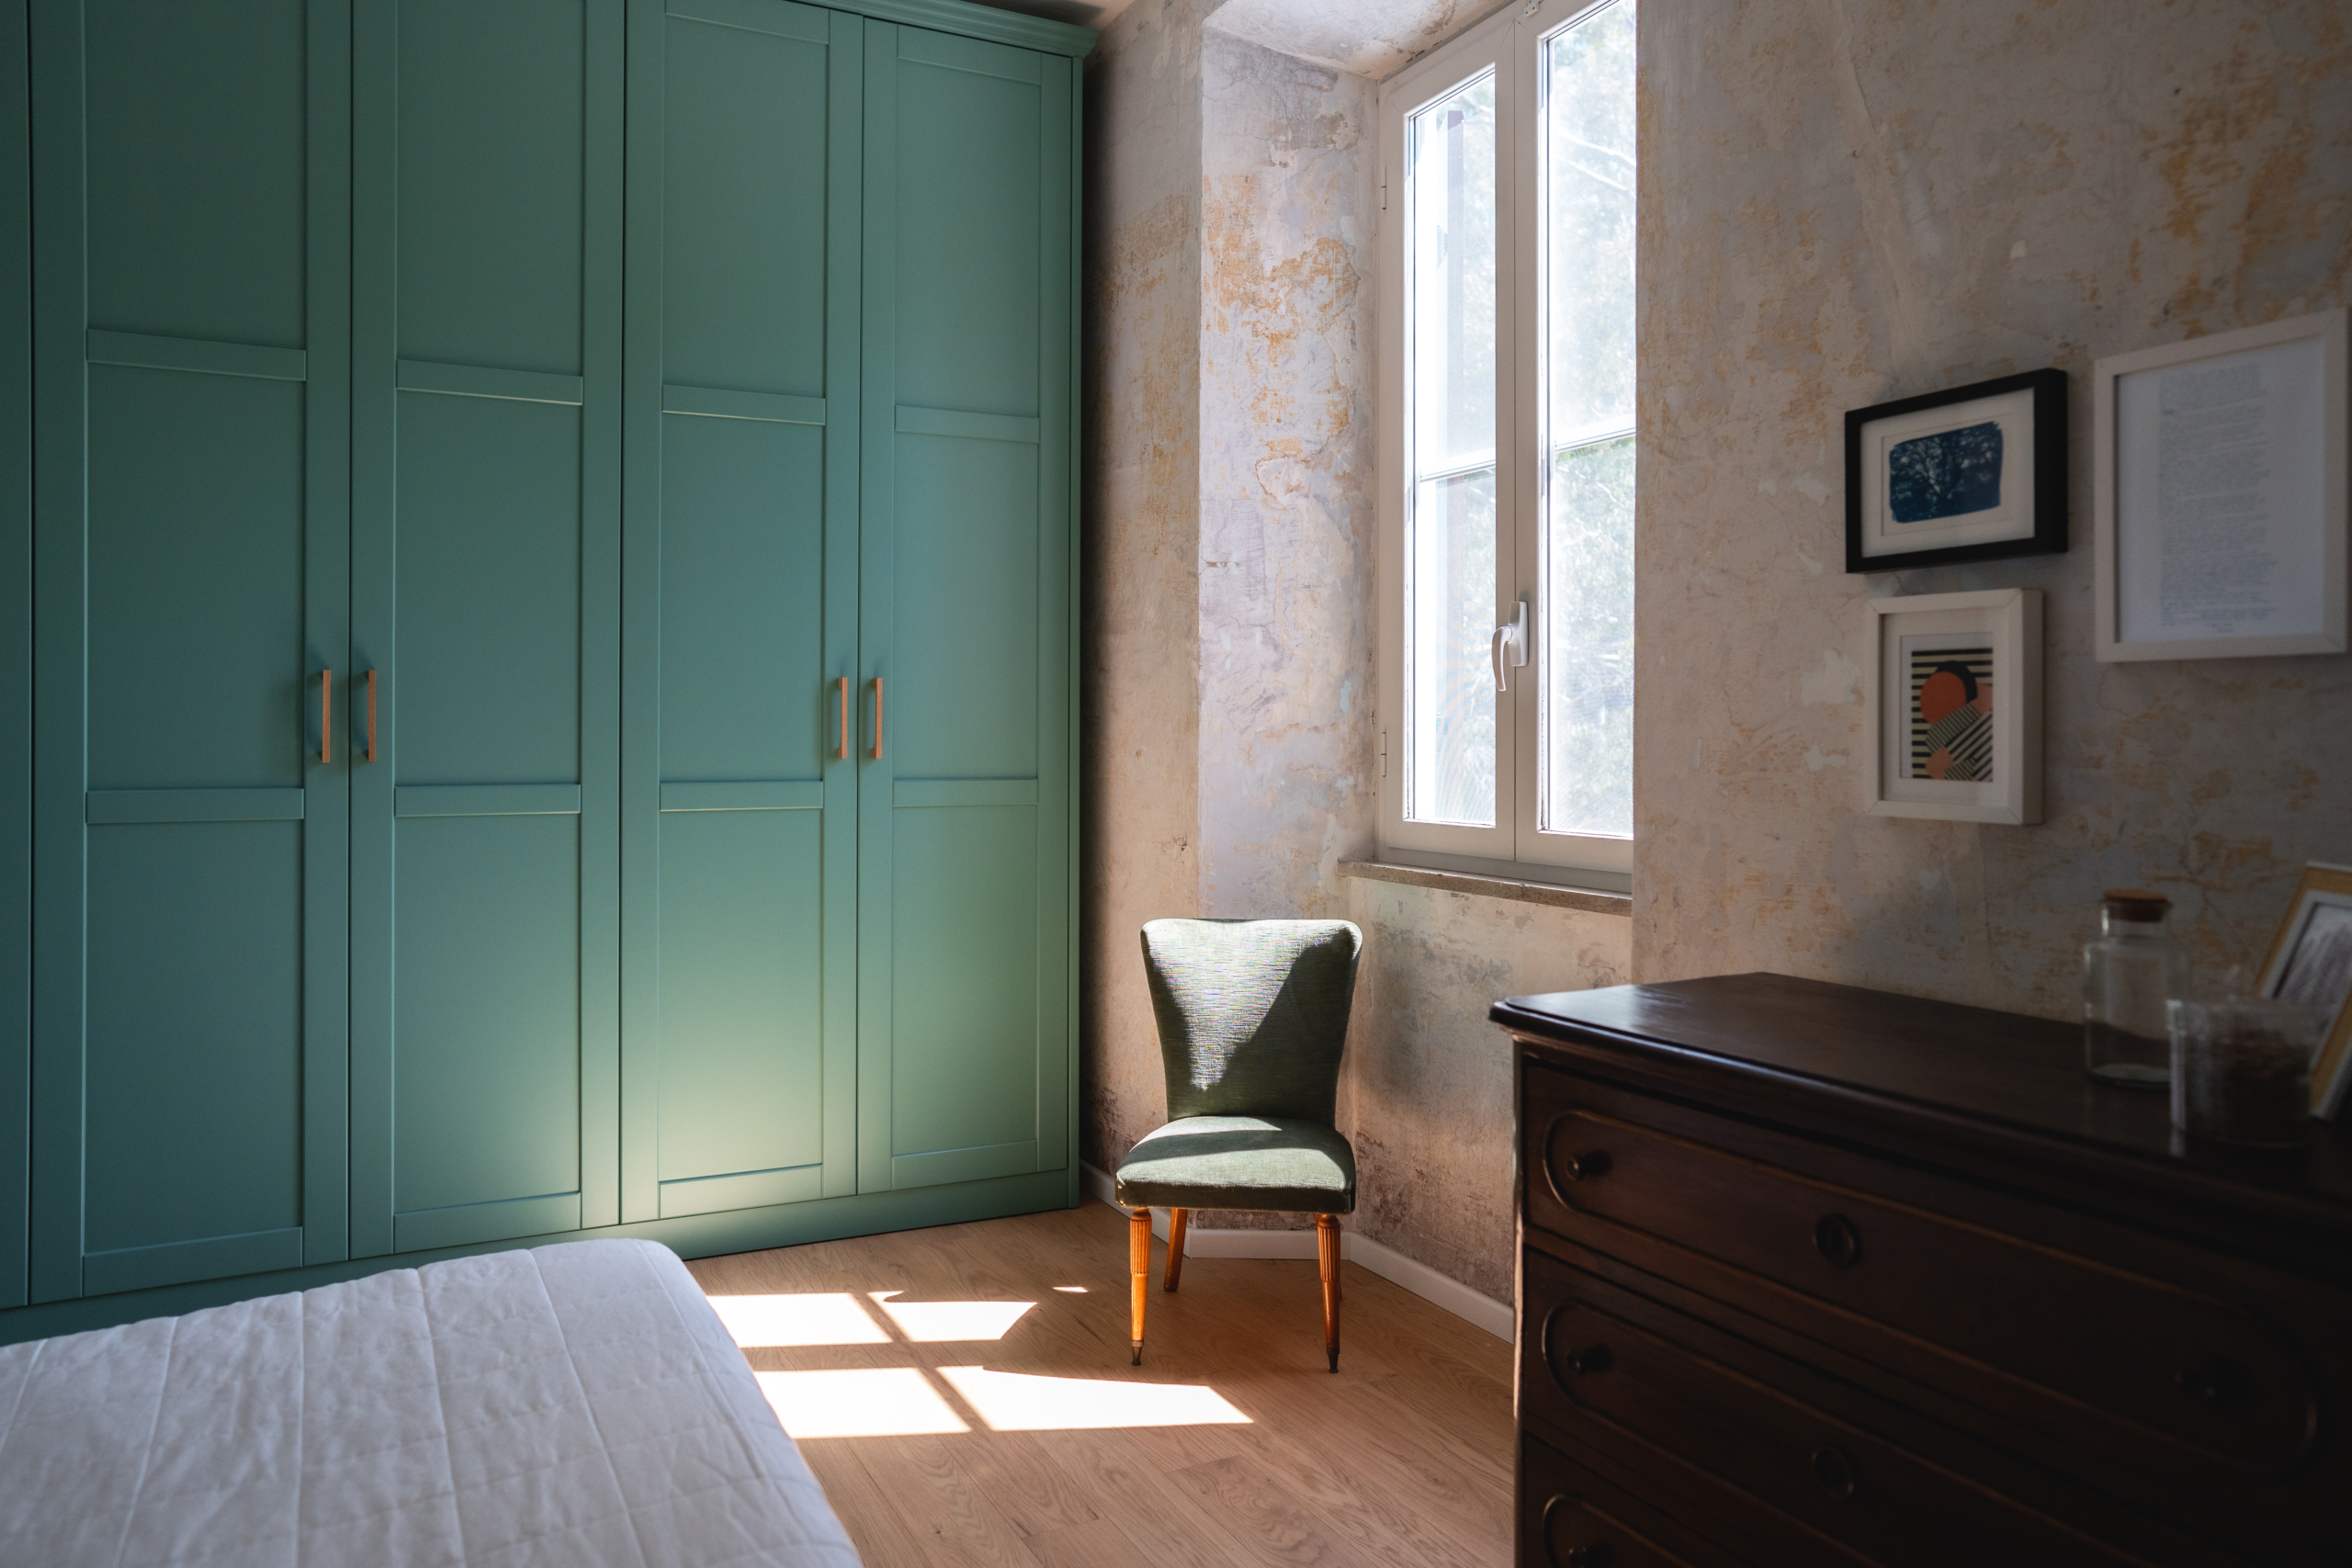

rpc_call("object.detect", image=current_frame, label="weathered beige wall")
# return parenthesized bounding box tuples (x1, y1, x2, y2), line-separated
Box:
(1080, 0, 1208, 1172)
(1076, 0, 2348, 1303)
(1345, 880, 1628, 1299)
(1635, 1, 2352, 1011)
(1081, 2, 1632, 1293)
(1196, 29, 1375, 932)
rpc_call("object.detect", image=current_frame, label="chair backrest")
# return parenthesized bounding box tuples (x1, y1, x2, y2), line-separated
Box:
(1139, 919, 1363, 1124)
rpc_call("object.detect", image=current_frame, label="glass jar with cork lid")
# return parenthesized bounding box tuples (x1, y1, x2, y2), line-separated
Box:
(2084, 889, 2187, 1087)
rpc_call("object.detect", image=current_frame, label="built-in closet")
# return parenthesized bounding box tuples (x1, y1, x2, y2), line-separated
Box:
(3, 0, 1084, 1330)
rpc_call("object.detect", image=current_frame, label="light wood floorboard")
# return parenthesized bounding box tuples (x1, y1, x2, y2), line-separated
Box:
(685, 1199, 1513, 1567)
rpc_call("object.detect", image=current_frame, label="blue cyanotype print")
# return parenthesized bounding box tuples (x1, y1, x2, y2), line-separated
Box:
(1888, 420, 2003, 523)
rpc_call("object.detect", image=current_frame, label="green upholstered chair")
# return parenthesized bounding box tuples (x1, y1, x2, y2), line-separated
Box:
(1115, 917, 1363, 1371)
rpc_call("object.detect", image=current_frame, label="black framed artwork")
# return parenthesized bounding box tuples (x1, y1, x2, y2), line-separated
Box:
(1844, 368, 2068, 572)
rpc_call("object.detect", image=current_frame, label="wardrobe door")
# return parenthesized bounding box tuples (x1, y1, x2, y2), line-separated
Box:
(858, 23, 1073, 1197)
(28, 0, 351, 1299)
(350, 0, 623, 1256)
(619, 0, 860, 1224)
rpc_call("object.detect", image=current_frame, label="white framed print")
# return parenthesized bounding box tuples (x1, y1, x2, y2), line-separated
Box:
(2094, 308, 2348, 661)
(1863, 588, 2043, 825)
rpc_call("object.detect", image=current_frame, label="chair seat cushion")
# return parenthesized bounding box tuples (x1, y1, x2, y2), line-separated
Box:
(1113, 1116, 1356, 1213)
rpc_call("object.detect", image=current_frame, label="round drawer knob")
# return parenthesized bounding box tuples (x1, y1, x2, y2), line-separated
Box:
(1562, 1148, 1611, 1182)
(1810, 1443, 1859, 1501)
(1814, 1213, 1862, 1268)
(2177, 1357, 2251, 1410)
(1564, 1545, 1615, 1568)
(1560, 1344, 1613, 1378)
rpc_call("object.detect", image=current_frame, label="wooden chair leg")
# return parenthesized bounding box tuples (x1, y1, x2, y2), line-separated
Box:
(1163, 1208, 1188, 1292)
(1317, 1213, 1341, 1373)
(1129, 1208, 1152, 1364)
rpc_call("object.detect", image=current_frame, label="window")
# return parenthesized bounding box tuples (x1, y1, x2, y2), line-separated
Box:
(1377, 0, 1636, 884)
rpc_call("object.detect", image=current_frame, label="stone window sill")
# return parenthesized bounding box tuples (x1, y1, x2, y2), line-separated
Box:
(1339, 860, 1632, 917)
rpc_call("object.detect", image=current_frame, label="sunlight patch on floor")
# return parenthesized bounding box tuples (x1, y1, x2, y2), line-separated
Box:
(720, 1286, 1256, 1438)
(756, 1368, 971, 1438)
(707, 1292, 890, 1348)
(937, 1365, 1250, 1430)
(870, 1292, 1035, 1342)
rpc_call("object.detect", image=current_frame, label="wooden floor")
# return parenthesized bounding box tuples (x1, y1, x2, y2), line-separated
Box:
(685, 1199, 1514, 1568)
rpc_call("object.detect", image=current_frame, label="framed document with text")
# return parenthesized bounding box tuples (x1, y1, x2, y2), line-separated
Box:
(2094, 309, 2347, 661)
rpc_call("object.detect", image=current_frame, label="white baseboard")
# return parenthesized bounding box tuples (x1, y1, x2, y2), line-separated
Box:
(1077, 1162, 1512, 1342)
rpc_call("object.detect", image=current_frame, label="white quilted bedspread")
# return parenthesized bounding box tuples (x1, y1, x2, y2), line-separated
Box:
(0, 1239, 862, 1568)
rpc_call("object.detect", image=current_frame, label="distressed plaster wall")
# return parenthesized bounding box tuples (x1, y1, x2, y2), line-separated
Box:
(1081, 0, 1209, 1176)
(1196, 31, 1375, 931)
(1083, 0, 1634, 1299)
(1344, 880, 1628, 1299)
(1635, 1, 2352, 1012)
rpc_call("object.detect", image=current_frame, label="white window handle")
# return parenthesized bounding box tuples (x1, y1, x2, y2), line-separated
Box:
(1491, 598, 1528, 692)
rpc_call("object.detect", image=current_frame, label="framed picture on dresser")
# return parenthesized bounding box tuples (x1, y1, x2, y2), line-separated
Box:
(1862, 588, 2043, 825)
(2256, 863, 2352, 1118)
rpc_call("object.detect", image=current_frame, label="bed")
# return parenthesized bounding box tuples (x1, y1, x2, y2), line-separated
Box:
(0, 1238, 862, 1567)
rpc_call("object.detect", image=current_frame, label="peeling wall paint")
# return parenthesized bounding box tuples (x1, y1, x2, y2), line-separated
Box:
(1635, 0, 2352, 1012)
(1081, 0, 1633, 1289)
(1196, 30, 1376, 928)
(1080, 0, 2346, 1306)
(1080, 0, 1209, 1179)
(1344, 880, 1628, 1298)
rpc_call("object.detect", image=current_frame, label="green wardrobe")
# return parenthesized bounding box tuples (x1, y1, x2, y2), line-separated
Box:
(0, 0, 1085, 1336)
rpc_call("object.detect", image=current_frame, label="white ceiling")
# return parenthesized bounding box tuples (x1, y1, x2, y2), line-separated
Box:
(967, 0, 1503, 79)
(967, 0, 1138, 31)
(1204, 0, 1504, 78)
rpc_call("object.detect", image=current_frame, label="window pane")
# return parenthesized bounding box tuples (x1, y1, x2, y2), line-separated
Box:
(1541, 1, 1635, 842)
(1544, 3, 1635, 446)
(1544, 438, 1633, 836)
(1408, 469, 1497, 825)
(1409, 72, 1496, 474)
(1405, 70, 1498, 828)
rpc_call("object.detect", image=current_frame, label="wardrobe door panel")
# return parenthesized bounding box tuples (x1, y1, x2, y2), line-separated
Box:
(392, 392, 585, 784)
(391, 0, 585, 375)
(82, 0, 305, 349)
(29, 0, 350, 1302)
(620, 0, 858, 1224)
(352, 0, 621, 1256)
(859, 22, 1071, 1197)
(83, 821, 303, 1288)
(85, 367, 305, 788)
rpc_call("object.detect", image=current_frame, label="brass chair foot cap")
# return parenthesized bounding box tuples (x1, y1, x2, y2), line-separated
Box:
(1131, 1343, 1144, 1365)
(1327, 1348, 1340, 1373)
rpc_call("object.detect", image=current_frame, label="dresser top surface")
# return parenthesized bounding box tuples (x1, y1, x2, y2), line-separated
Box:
(1493, 971, 2352, 1222)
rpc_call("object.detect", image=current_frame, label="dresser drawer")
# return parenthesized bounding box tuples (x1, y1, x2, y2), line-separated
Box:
(1522, 1065, 2318, 1476)
(1520, 1251, 2154, 1568)
(1521, 1431, 1765, 1568)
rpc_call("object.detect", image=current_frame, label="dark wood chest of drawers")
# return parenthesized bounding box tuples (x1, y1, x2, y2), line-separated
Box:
(1494, 973, 2352, 1568)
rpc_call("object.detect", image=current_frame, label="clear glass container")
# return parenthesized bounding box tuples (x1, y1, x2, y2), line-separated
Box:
(2169, 997, 2320, 1146)
(2084, 890, 2187, 1087)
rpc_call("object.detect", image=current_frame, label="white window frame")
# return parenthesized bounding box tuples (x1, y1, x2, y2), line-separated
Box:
(1375, 0, 1635, 887)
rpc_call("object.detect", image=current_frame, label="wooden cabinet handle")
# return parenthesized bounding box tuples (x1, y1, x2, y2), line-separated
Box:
(320, 668, 332, 765)
(1536, 1495, 1617, 1568)
(870, 676, 883, 761)
(1810, 1444, 1859, 1501)
(1561, 1148, 1610, 1182)
(1815, 1213, 1862, 1268)
(835, 676, 849, 761)
(1559, 1344, 1612, 1378)
(2177, 1356, 2251, 1409)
